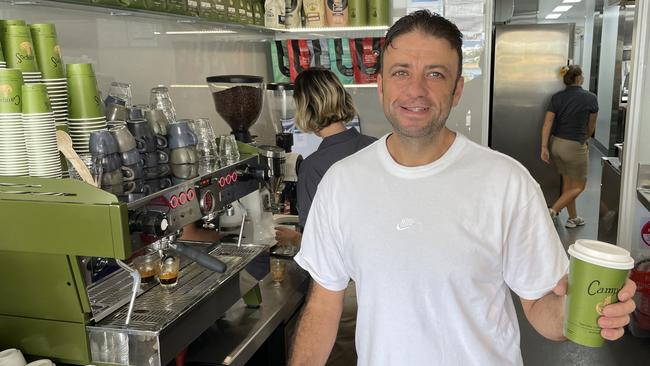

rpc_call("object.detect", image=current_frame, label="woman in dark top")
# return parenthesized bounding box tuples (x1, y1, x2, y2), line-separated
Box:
(541, 65, 598, 228)
(275, 67, 375, 366)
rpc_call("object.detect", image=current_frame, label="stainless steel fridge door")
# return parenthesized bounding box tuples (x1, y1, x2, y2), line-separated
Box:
(491, 24, 574, 205)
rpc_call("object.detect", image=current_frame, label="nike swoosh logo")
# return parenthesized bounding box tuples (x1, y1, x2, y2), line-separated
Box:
(396, 223, 412, 231)
(396, 218, 416, 231)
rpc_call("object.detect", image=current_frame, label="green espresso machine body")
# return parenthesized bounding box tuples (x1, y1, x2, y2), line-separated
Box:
(0, 152, 268, 365)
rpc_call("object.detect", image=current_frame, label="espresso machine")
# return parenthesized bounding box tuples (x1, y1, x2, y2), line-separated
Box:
(0, 148, 271, 365)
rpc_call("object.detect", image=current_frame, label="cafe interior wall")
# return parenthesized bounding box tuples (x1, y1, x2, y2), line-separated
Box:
(0, 2, 272, 138)
(0, 0, 493, 146)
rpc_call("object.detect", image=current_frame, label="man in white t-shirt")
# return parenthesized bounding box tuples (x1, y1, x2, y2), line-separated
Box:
(289, 10, 637, 366)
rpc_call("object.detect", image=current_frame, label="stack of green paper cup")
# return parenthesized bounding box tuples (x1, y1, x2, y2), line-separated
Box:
(4, 24, 40, 74)
(564, 239, 635, 347)
(0, 68, 28, 177)
(66, 63, 107, 154)
(21, 83, 61, 178)
(0, 20, 25, 70)
(30, 24, 67, 129)
(30, 24, 64, 79)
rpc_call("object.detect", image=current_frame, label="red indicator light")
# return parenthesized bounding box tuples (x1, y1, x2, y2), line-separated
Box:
(187, 189, 195, 201)
(230, 172, 238, 181)
(218, 177, 226, 187)
(179, 192, 187, 204)
(225, 175, 232, 184)
(170, 195, 179, 208)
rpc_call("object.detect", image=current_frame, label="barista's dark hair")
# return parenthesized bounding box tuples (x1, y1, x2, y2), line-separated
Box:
(294, 67, 356, 133)
(381, 10, 464, 79)
(563, 65, 583, 86)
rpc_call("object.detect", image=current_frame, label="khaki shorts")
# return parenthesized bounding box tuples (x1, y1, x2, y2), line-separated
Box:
(550, 136, 588, 179)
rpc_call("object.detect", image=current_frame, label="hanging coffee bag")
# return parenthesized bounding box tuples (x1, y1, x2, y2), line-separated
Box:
(309, 39, 330, 69)
(328, 38, 354, 84)
(349, 37, 384, 84)
(270, 40, 291, 82)
(288, 39, 313, 82)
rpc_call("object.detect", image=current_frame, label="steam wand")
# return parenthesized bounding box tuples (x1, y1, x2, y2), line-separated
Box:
(236, 200, 248, 248)
(116, 259, 141, 326)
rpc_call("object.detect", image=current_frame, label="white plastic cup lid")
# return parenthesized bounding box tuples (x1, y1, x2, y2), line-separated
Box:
(568, 239, 635, 270)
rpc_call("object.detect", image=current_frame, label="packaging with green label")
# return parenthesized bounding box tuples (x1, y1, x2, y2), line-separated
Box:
(245, 0, 255, 24)
(187, 0, 200, 15)
(367, 0, 388, 26)
(167, 0, 188, 14)
(328, 38, 354, 84)
(227, 0, 239, 23)
(270, 40, 290, 83)
(199, 0, 216, 19)
(118, 0, 148, 9)
(347, 0, 366, 26)
(145, 0, 168, 11)
(252, 0, 264, 26)
(213, 0, 228, 21)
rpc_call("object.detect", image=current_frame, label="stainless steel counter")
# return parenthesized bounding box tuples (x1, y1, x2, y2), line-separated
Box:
(185, 258, 309, 366)
(639, 188, 650, 212)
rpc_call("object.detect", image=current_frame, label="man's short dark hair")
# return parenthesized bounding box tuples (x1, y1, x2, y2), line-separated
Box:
(381, 10, 464, 78)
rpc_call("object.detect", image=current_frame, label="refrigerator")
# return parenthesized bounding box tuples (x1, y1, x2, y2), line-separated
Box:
(490, 24, 575, 205)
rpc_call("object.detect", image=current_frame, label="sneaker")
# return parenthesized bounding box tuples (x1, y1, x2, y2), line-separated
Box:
(549, 208, 558, 220)
(565, 216, 585, 228)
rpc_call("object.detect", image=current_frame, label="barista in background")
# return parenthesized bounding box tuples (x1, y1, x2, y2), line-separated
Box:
(275, 67, 376, 366)
(541, 65, 598, 228)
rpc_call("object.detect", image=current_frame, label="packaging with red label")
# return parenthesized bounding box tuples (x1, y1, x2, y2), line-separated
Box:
(349, 37, 384, 84)
(287, 39, 330, 82)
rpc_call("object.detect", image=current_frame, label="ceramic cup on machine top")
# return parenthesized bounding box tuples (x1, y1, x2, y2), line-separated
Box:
(564, 239, 635, 347)
(97, 153, 122, 173)
(142, 150, 169, 168)
(144, 107, 169, 136)
(171, 162, 199, 180)
(89, 130, 119, 156)
(120, 148, 143, 166)
(0, 68, 24, 114)
(128, 105, 144, 121)
(167, 120, 197, 149)
(109, 125, 137, 152)
(101, 167, 124, 187)
(120, 191, 146, 203)
(106, 103, 128, 122)
(170, 145, 198, 165)
(159, 176, 172, 189)
(123, 160, 144, 180)
(21, 83, 52, 114)
(127, 119, 157, 153)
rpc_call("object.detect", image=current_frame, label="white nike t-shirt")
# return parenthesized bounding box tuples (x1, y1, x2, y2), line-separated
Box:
(294, 133, 569, 366)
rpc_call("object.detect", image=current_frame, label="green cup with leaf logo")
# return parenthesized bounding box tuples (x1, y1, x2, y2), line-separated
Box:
(4, 25, 39, 72)
(0, 68, 24, 113)
(30, 24, 65, 79)
(565, 239, 635, 347)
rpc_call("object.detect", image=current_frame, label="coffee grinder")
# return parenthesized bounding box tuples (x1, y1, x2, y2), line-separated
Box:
(265, 83, 301, 215)
(207, 75, 264, 143)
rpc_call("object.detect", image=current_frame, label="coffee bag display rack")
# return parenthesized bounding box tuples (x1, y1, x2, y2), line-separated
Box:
(0, 151, 271, 365)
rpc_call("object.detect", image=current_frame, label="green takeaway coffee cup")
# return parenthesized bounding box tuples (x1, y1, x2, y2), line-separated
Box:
(66, 63, 96, 76)
(4, 25, 39, 72)
(0, 68, 24, 113)
(67, 75, 103, 118)
(30, 25, 64, 79)
(0, 19, 26, 39)
(22, 83, 52, 114)
(565, 239, 635, 347)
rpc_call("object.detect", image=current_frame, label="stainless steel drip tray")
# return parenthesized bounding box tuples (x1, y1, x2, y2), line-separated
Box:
(86, 243, 267, 366)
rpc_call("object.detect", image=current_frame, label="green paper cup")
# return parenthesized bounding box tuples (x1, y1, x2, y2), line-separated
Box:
(0, 68, 24, 113)
(564, 239, 635, 347)
(0, 19, 26, 38)
(30, 27, 64, 79)
(22, 83, 52, 114)
(4, 26, 39, 72)
(67, 75, 103, 118)
(0, 39, 4, 63)
(66, 63, 96, 77)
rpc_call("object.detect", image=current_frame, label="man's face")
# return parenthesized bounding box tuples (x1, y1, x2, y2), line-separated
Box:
(377, 31, 464, 139)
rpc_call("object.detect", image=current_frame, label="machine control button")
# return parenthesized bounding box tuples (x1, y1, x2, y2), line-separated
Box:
(179, 192, 187, 204)
(218, 177, 226, 187)
(170, 195, 179, 208)
(187, 188, 196, 201)
(230, 172, 238, 181)
(161, 218, 169, 231)
(225, 174, 232, 184)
